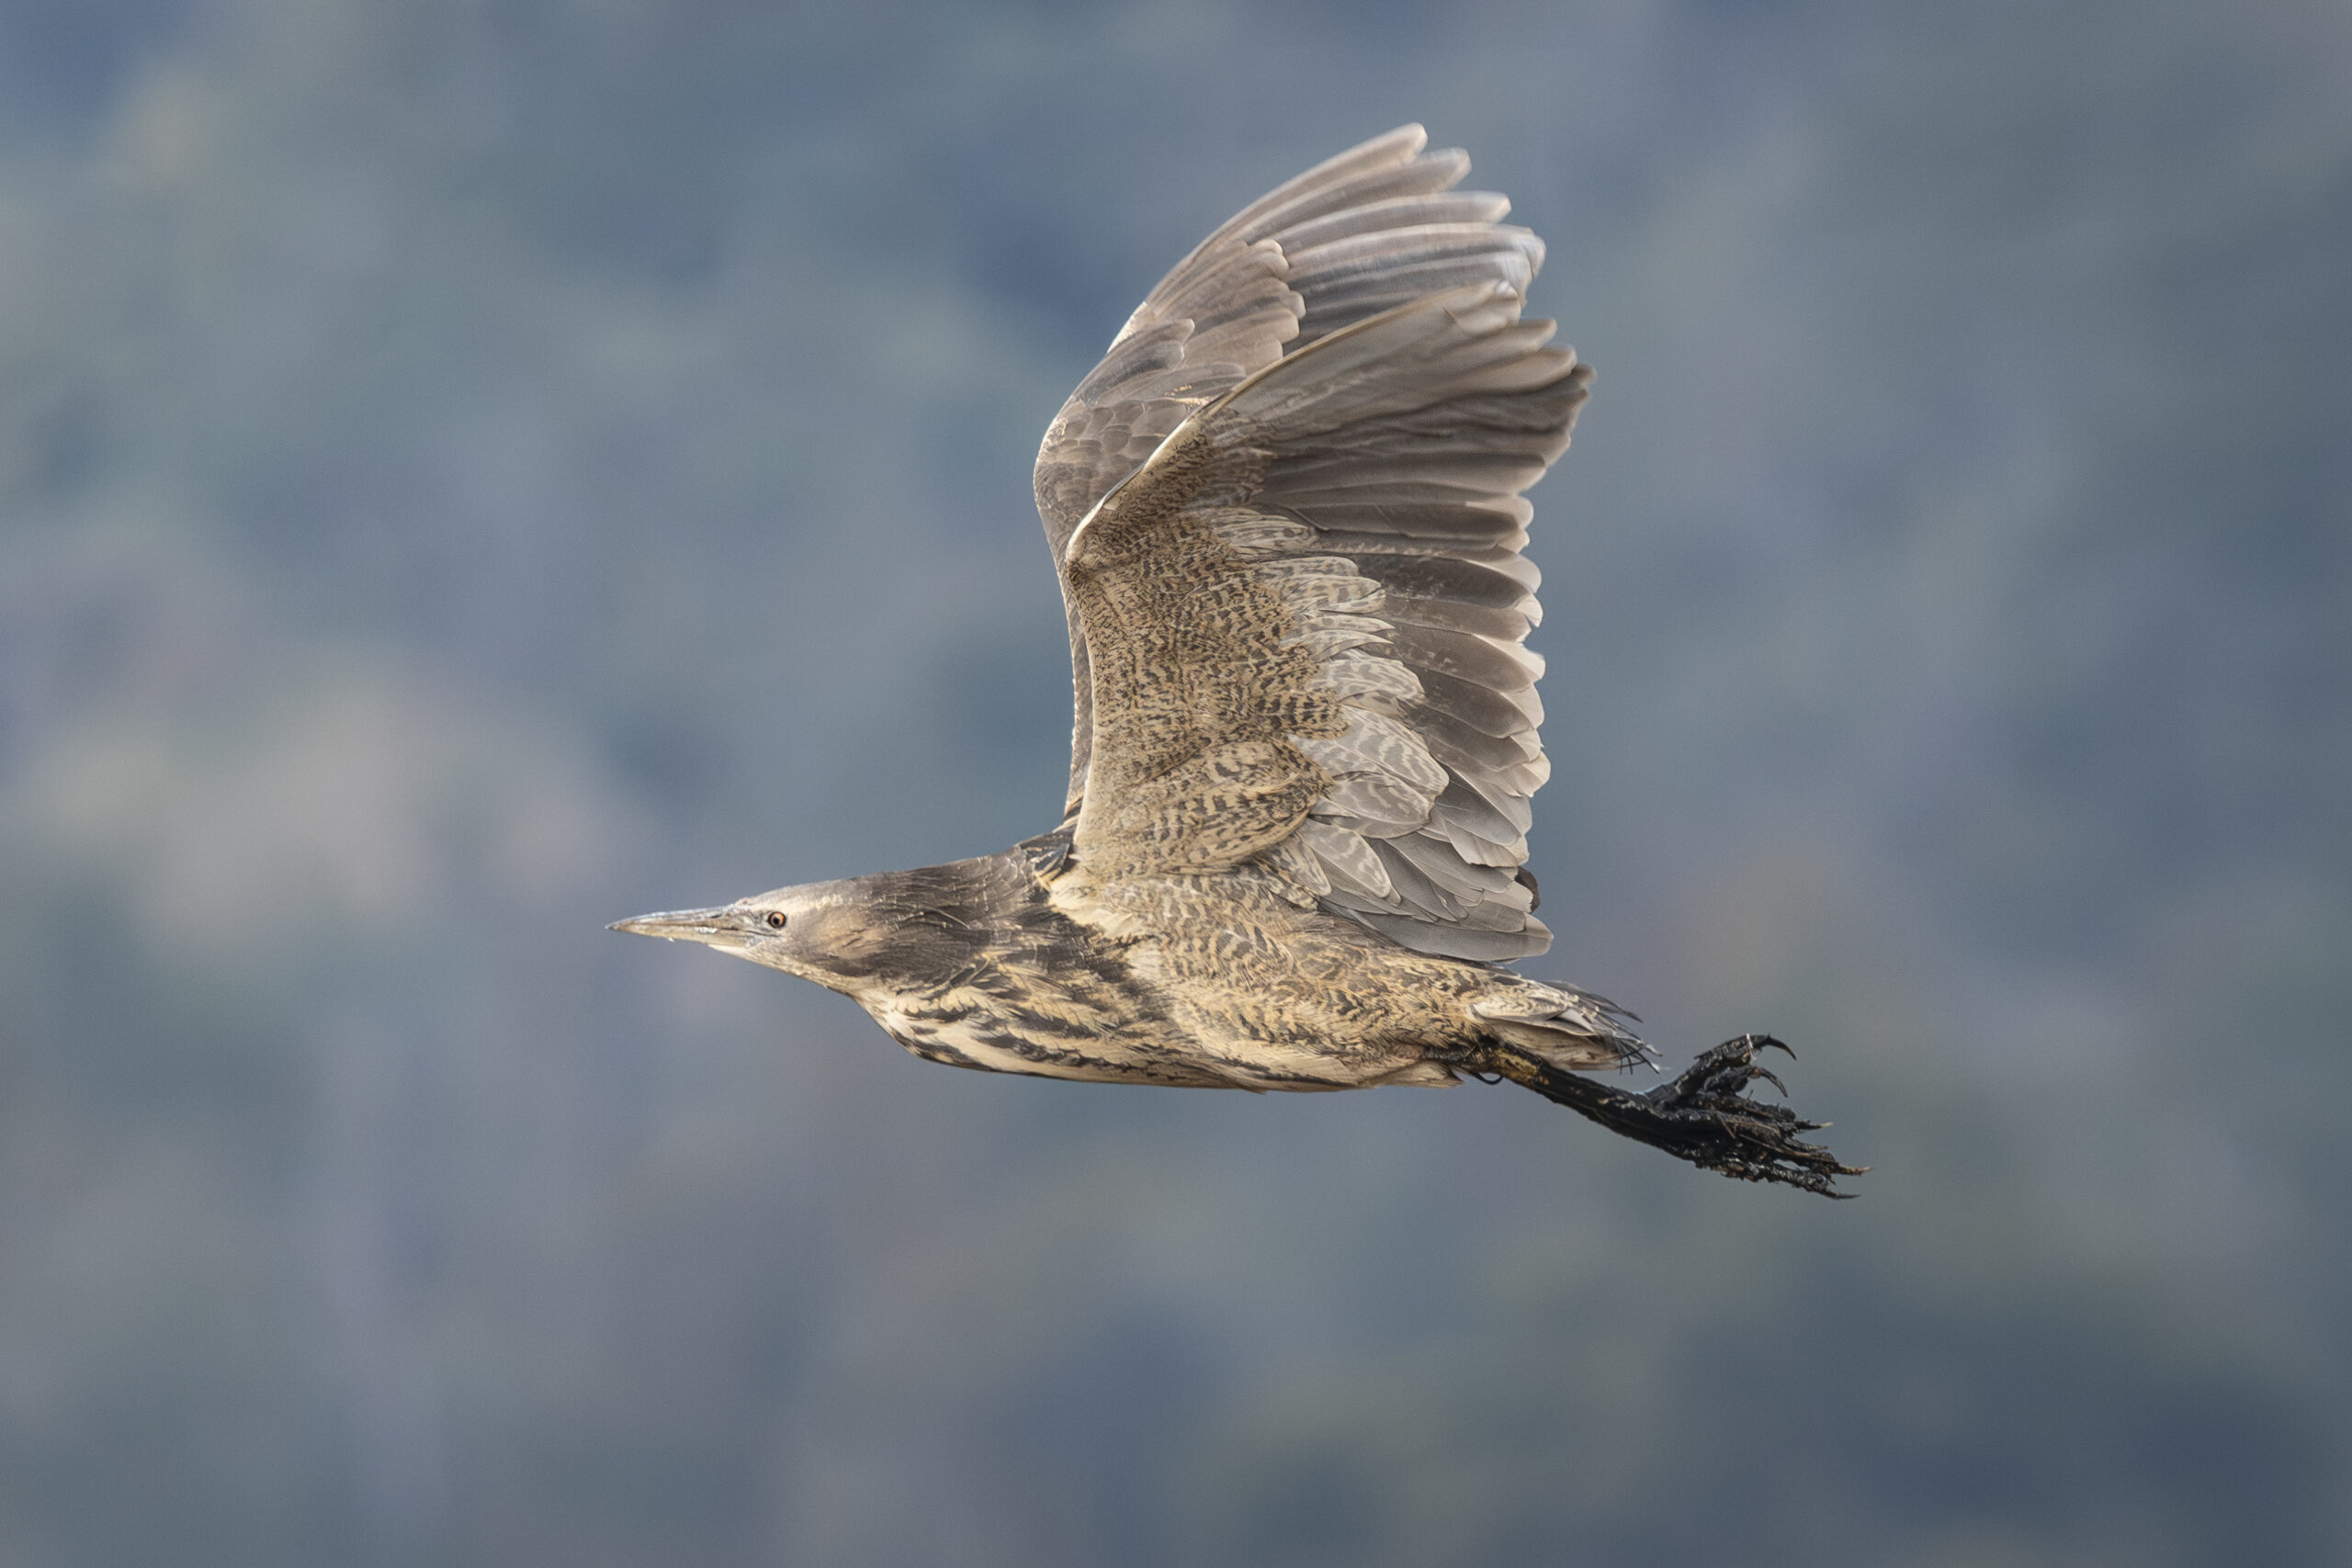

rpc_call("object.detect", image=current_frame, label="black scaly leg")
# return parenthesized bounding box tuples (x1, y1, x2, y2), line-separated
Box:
(1476, 1034, 1867, 1198)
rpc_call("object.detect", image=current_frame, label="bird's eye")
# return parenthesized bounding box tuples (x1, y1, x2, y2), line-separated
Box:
(764, 910, 787, 931)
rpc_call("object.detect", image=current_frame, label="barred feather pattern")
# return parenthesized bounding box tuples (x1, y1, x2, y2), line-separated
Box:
(1035, 124, 1552, 836)
(1060, 273, 1589, 962)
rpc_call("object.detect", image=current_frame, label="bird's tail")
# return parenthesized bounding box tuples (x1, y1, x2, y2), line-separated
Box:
(1469, 983, 1653, 1072)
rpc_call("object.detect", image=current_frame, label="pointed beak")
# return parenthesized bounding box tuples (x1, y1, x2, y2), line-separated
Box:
(608, 906, 757, 948)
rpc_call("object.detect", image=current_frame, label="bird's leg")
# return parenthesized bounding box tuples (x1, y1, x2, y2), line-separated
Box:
(1473, 1034, 1866, 1198)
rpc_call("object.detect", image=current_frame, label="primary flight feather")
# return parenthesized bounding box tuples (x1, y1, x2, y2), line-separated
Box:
(616, 126, 1862, 1195)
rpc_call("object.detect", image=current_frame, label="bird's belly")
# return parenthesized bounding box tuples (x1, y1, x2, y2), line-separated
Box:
(862, 972, 1451, 1090)
(864, 995, 1238, 1088)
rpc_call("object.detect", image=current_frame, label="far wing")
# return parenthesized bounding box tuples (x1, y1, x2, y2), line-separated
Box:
(1061, 280, 1588, 962)
(1034, 125, 1544, 822)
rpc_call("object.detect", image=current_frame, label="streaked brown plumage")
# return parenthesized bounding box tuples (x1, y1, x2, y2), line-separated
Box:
(616, 127, 1861, 1195)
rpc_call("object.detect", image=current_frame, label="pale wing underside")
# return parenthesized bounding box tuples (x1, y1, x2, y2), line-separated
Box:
(1062, 280, 1588, 962)
(1034, 125, 1544, 823)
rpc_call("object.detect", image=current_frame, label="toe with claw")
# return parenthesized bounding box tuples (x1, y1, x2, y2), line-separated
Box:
(1477, 1032, 1867, 1198)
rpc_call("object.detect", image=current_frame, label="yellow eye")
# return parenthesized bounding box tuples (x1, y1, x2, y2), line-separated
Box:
(764, 910, 787, 931)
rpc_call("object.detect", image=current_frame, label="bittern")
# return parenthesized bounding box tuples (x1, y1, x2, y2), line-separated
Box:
(616, 126, 1862, 1195)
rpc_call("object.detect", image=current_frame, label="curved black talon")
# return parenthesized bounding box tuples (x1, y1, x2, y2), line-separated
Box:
(1477, 1032, 1867, 1199)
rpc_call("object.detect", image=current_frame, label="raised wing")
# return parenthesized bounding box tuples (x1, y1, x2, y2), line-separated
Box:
(1061, 279, 1588, 961)
(1035, 125, 1544, 823)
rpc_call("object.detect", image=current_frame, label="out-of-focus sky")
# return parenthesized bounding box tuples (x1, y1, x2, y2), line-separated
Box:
(2, 1, 2346, 1563)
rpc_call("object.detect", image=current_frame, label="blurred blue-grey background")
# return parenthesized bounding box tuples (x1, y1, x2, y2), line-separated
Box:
(3, 1, 2347, 1563)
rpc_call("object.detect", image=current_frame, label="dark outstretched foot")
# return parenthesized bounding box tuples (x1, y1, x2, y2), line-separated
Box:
(1482, 1033, 1867, 1198)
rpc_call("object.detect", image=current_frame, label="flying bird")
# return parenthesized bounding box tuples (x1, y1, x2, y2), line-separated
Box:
(616, 126, 1861, 1195)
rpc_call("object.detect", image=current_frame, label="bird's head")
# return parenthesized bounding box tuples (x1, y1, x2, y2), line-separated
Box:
(610, 878, 908, 995)
(611, 856, 1012, 997)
